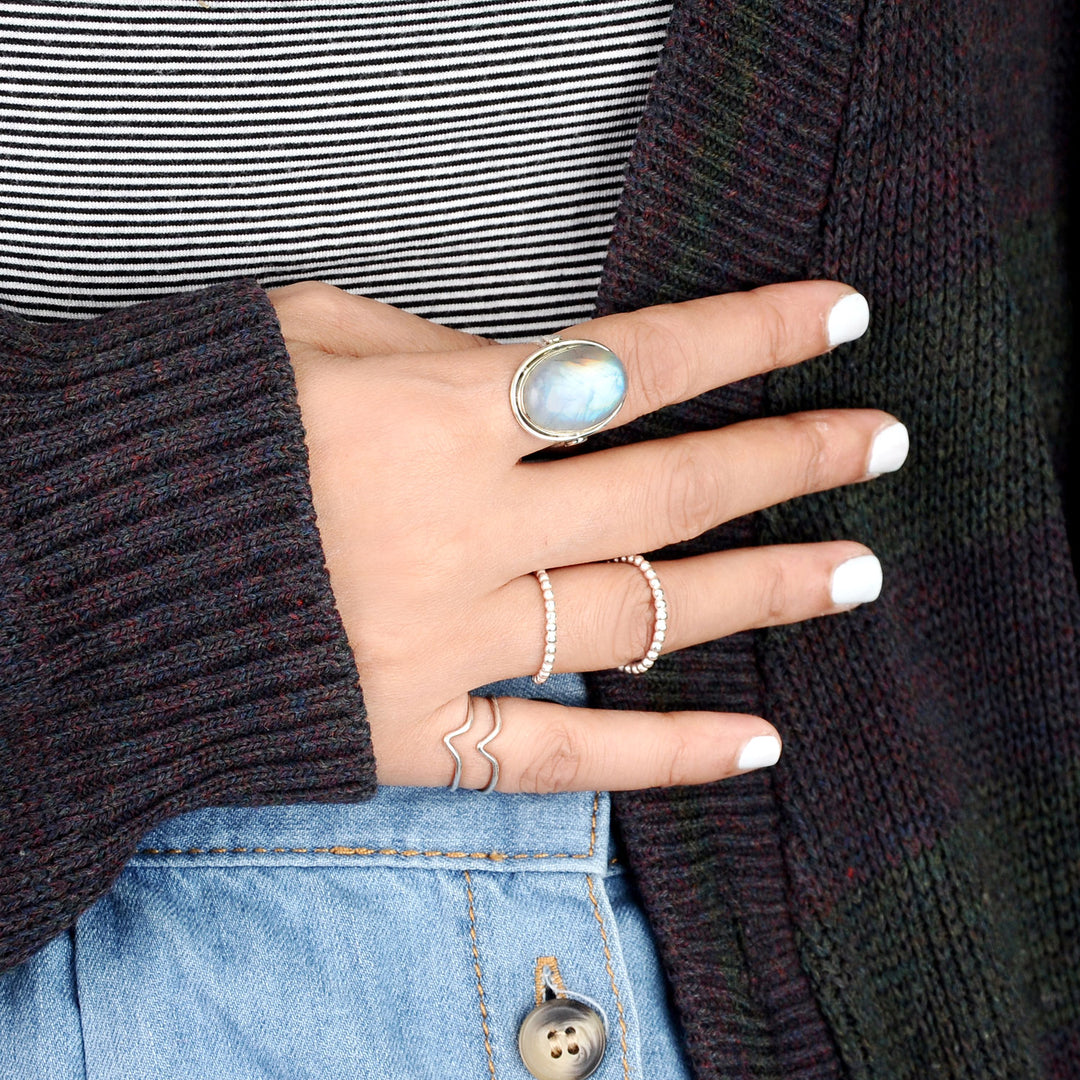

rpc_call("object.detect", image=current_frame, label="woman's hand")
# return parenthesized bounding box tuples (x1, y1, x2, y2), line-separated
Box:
(269, 280, 906, 793)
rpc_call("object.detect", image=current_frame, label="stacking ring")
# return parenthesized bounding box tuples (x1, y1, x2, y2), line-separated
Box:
(442, 697, 475, 791)
(510, 336, 627, 445)
(443, 697, 502, 793)
(476, 697, 503, 794)
(531, 569, 557, 685)
(612, 555, 667, 674)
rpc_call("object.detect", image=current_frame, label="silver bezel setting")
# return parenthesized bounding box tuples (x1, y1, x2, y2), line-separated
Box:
(509, 336, 627, 443)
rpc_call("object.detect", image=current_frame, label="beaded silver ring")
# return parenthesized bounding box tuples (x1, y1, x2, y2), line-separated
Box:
(531, 569, 557, 685)
(612, 555, 667, 675)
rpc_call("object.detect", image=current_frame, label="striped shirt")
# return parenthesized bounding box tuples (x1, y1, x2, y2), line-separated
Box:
(0, 0, 672, 340)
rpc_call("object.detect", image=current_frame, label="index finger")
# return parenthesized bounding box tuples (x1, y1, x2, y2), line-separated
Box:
(551, 280, 869, 433)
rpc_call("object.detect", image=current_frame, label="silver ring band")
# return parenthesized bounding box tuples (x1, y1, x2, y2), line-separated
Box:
(476, 697, 503, 794)
(612, 555, 667, 675)
(443, 696, 503, 793)
(531, 569, 557, 685)
(443, 696, 475, 791)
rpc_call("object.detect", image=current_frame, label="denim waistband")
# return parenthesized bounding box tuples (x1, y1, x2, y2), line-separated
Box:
(132, 673, 609, 874)
(130, 786, 614, 876)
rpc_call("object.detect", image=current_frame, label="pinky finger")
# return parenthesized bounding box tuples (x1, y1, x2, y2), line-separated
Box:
(447, 697, 782, 793)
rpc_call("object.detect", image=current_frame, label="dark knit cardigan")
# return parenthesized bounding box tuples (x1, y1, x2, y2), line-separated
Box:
(2, 2, 1078, 1078)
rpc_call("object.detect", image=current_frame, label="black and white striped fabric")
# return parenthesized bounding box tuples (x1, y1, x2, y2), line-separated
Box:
(0, 0, 672, 339)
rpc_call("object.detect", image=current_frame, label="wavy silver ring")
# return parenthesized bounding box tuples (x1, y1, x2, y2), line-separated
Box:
(443, 697, 475, 792)
(476, 697, 503, 795)
(510, 335, 627, 445)
(443, 696, 503, 793)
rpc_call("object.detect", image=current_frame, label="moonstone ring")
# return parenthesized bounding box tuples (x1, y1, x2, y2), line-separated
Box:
(510, 336, 627, 444)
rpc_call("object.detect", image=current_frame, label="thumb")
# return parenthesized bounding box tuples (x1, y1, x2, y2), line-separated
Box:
(267, 280, 490, 358)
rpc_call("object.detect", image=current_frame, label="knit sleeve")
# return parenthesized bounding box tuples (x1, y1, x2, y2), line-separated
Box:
(0, 280, 374, 973)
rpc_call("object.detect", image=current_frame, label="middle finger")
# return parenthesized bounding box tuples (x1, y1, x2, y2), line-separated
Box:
(509, 410, 908, 572)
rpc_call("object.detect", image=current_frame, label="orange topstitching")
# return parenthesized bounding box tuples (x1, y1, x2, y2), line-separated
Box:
(134, 791, 601, 863)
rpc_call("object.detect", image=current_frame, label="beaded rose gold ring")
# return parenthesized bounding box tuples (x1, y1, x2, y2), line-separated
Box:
(531, 569, 557, 685)
(612, 554, 667, 675)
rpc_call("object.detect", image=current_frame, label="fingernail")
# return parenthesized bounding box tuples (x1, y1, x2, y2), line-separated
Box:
(738, 734, 782, 771)
(831, 553, 883, 606)
(867, 421, 909, 476)
(827, 291, 870, 347)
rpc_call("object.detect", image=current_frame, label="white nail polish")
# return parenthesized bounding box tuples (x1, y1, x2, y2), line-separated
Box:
(826, 292, 870, 348)
(737, 734, 782, 771)
(867, 421, 909, 476)
(830, 553, 883, 606)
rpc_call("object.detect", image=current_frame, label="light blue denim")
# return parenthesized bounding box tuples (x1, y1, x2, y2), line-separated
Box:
(0, 675, 692, 1079)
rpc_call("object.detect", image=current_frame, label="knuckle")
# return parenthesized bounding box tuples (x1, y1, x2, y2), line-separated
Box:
(286, 279, 338, 313)
(787, 413, 836, 492)
(274, 280, 344, 335)
(751, 292, 799, 370)
(516, 719, 585, 794)
(756, 552, 792, 623)
(661, 726, 699, 787)
(625, 309, 694, 413)
(657, 442, 723, 543)
(611, 570, 661, 666)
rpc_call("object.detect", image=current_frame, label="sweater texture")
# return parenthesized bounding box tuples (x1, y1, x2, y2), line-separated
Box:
(0, 283, 374, 972)
(2, 1, 1078, 1078)
(592, 1, 1080, 1077)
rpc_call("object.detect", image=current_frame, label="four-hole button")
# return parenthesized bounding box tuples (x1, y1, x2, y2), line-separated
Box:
(518, 998, 606, 1079)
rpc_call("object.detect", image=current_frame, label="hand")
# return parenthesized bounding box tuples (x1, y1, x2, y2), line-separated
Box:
(270, 280, 905, 792)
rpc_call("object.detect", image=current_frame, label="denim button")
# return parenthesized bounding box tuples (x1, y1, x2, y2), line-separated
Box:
(518, 999, 606, 1079)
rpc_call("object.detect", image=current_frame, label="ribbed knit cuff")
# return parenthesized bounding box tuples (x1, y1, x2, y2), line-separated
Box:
(0, 281, 373, 970)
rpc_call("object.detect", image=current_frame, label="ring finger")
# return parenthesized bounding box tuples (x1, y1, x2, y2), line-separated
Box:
(511, 409, 907, 573)
(482, 539, 882, 683)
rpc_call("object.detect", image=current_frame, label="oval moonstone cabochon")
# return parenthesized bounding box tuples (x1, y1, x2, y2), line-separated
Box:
(512, 339, 627, 439)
